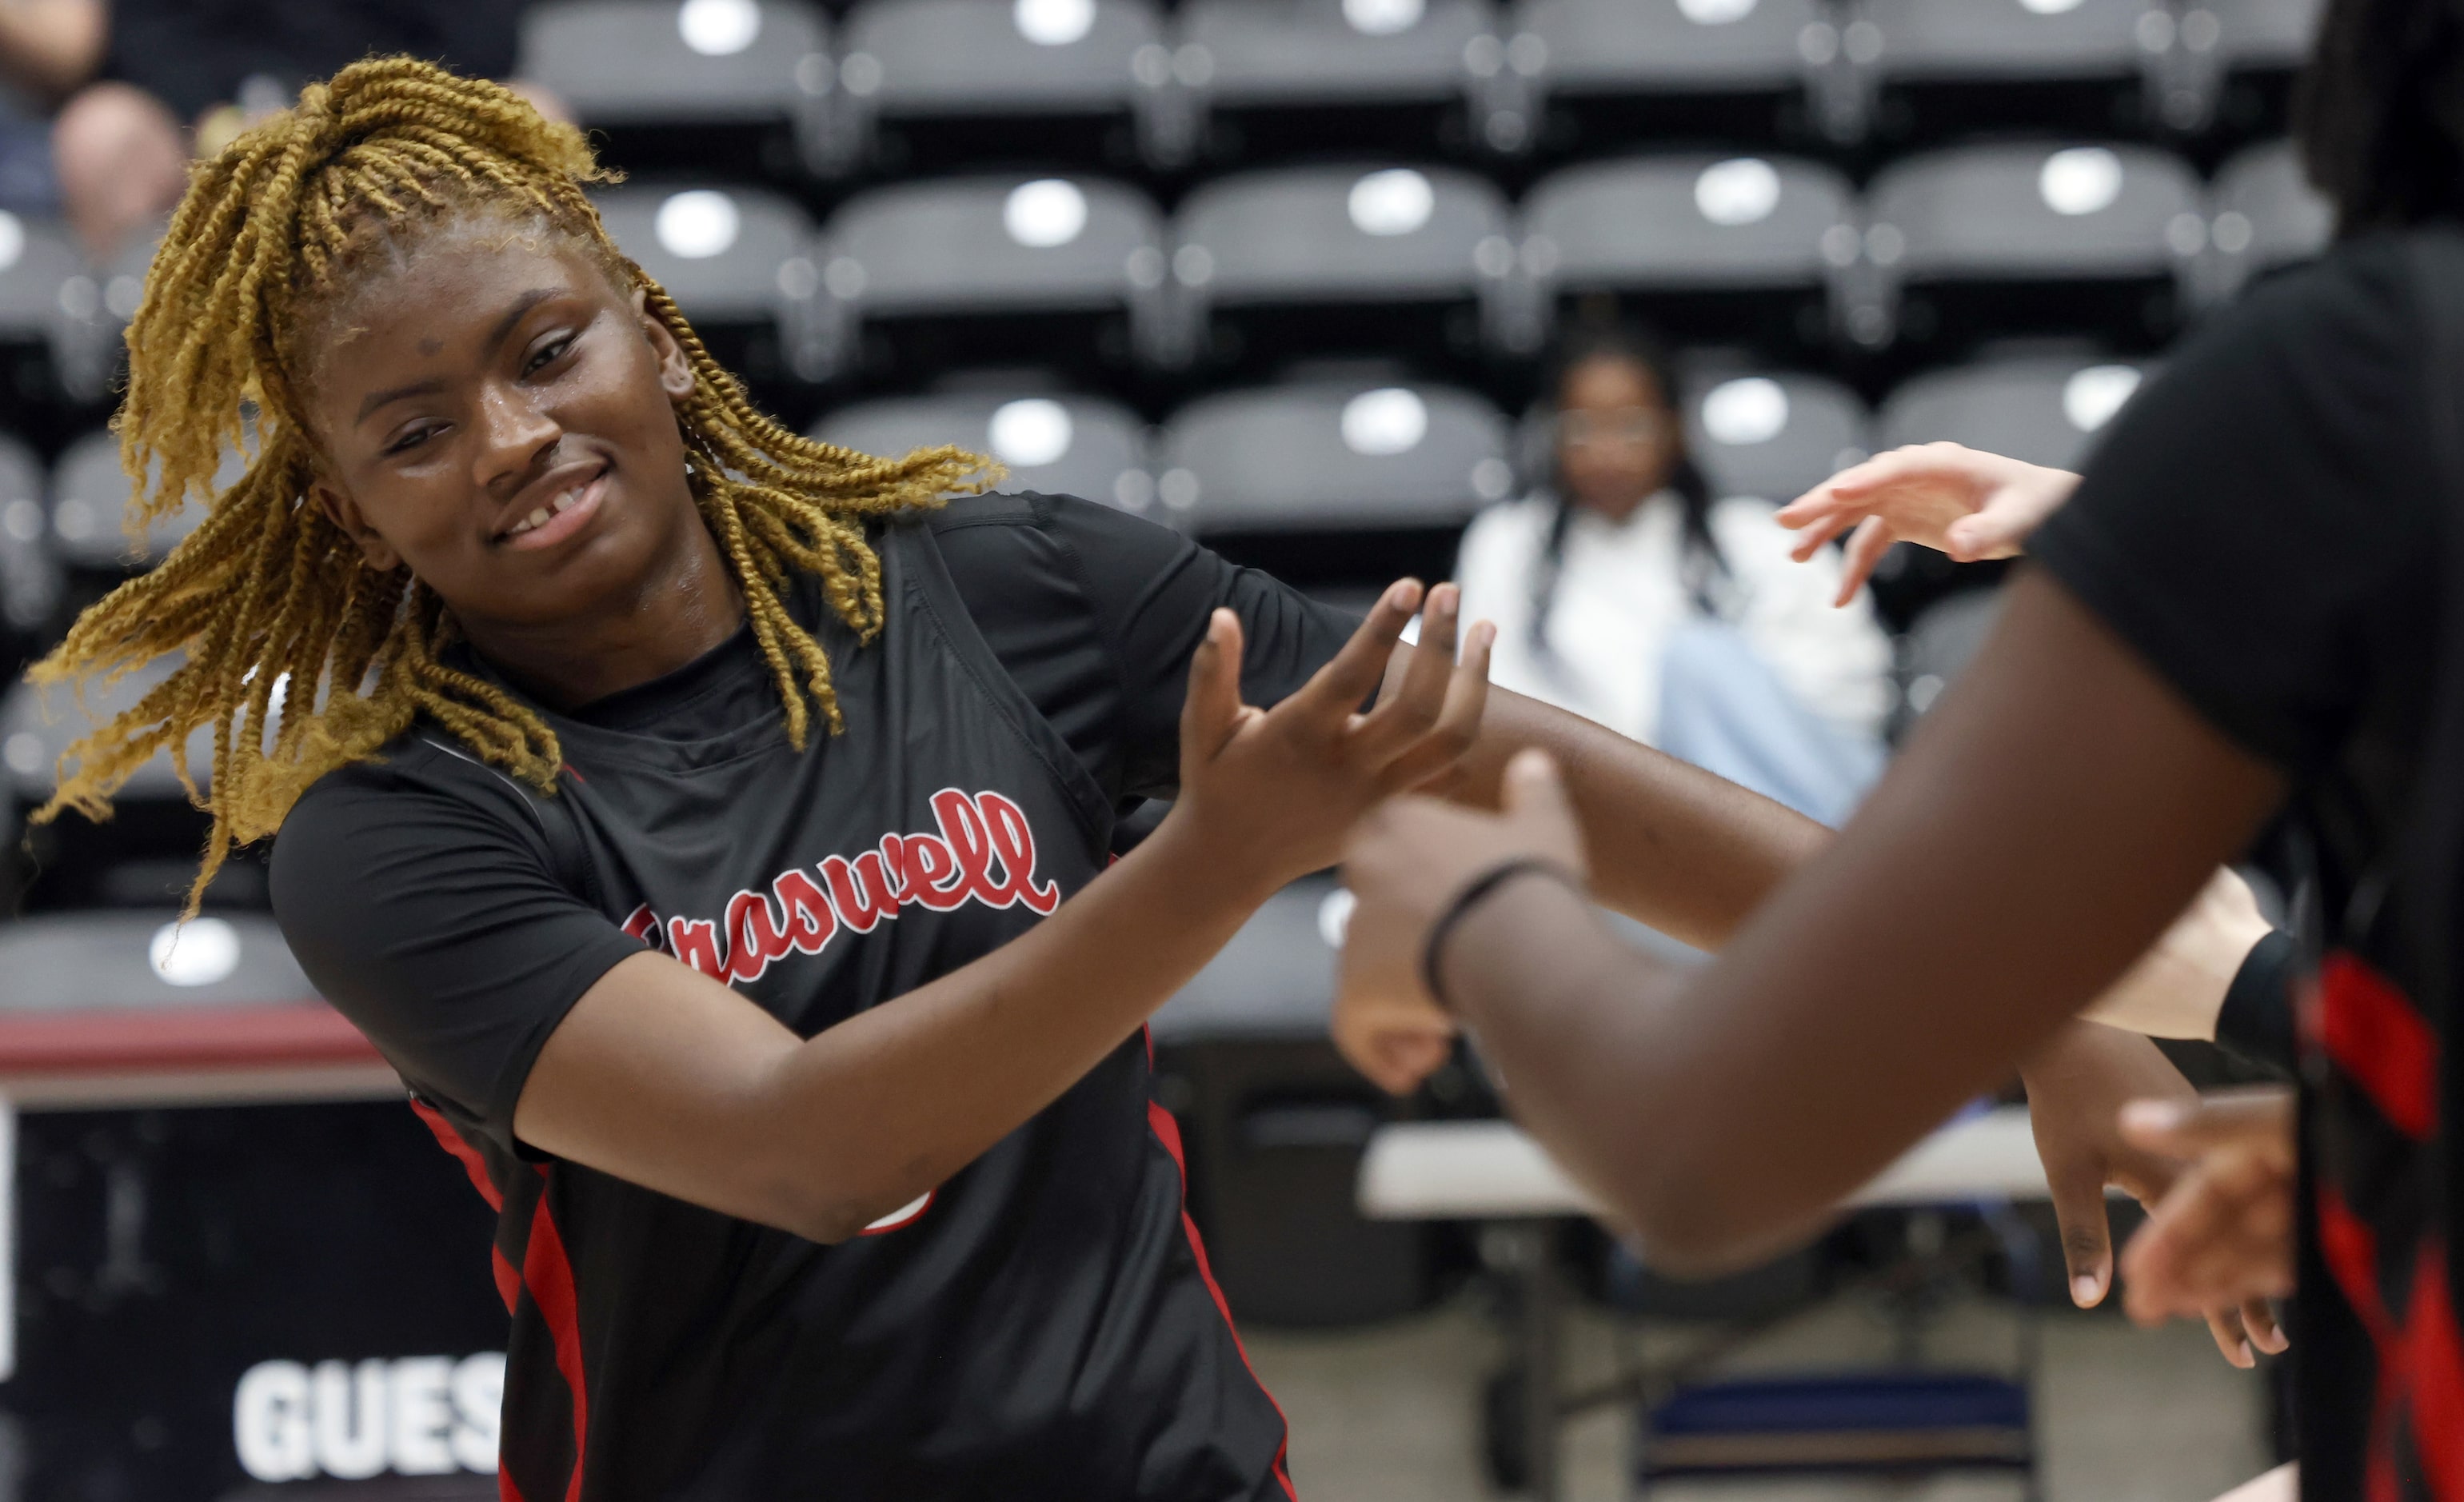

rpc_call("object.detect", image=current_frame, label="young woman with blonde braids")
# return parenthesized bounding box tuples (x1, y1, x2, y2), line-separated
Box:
(33, 56, 2266, 1499)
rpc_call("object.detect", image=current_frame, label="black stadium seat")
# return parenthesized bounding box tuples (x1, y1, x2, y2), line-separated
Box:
(1506, 0, 1865, 154)
(593, 184, 828, 397)
(1855, 141, 2204, 354)
(815, 174, 1170, 390)
(813, 389, 1156, 517)
(517, 0, 836, 180)
(1175, 0, 1516, 161)
(1157, 377, 1510, 589)
(833, 0, 1184, 174)
(1520, 152, 1856, 358)
(1169, 163, 1525, 375)
(1853, 0, 2167, 142)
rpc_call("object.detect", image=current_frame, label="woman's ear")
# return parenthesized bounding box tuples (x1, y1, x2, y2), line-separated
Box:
(634, 286, 694, 405)
(313, 477, 401, 573)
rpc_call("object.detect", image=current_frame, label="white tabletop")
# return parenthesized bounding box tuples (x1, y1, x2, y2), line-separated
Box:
(1356, 1105, 2063, 1221)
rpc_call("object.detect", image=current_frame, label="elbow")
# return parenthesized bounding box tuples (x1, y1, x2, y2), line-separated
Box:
(1598, 1166, 1791, 1282)
(769, 1172, 935, 1246)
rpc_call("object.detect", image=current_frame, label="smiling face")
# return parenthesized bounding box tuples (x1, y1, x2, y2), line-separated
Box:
(302, 220, 717, 645)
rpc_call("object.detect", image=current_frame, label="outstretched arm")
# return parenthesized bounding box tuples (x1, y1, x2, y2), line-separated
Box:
(1341, 570, 2284, 1274)
(516, 584, 1492, 1242)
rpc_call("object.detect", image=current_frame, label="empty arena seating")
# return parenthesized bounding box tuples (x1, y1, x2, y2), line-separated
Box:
(1172, 163, 1523, 374)
(833, 0, 1184, 172)
(817, 174, 1170, 389)
(1507, 0, 1863, 150)
(2206, 138, 2332, 299)
(1683, 369, 1872, 504)
(1521, 152, 1856, 356)
(1176, 0, 1512, 159)
(1856, 141, 2205, 354)
(596, 183, 830, 385)
(518, 0, 837, 177)
(813, 389, 1157, 514)
(1878, 350, 2152, 470)
(50, 428, 218, 573)
(0, 432, 54, 650)
(1855, 0, 2167, 140)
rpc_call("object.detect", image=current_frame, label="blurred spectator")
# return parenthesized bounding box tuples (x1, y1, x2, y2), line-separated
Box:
(0, 0, 104, 219)
(1456, 322, 1893, 825)
(55, 0, 563, 258)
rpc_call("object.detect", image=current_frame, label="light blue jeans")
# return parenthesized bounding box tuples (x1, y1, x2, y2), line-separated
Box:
(1655, 621, 1884, 829)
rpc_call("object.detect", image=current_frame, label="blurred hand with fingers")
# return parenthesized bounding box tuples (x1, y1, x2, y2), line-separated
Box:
(2118, 1088, 2298, 1333)
(1775, 442, 2082, 605)
(1332, 749, 1587, 1096)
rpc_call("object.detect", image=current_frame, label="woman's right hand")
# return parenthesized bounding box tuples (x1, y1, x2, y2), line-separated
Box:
(1775, 442, 2082, 604)
(1170, 579, 1496, 897)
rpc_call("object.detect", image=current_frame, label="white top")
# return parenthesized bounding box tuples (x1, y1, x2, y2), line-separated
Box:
(1455, 490, 1893, 745)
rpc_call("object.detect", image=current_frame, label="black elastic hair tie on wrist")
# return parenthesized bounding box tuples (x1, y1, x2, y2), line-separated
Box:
(1419, 857, 1584, 1016)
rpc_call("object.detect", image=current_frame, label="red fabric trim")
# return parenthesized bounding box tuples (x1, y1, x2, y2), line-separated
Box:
(2320, 953, 2438, 1140)
(500, 1466, 528, 1502)
(493, 1246, 522, 1316)
(2318, 1184, 2390, 1334)
(521, 1192, 590, 1502)
(409, 1099, 504, 1212)
(2402, 1244, 2464, 1498)
(1147, 1101, 1299, 1500)
(0, 1001, 380, 1073)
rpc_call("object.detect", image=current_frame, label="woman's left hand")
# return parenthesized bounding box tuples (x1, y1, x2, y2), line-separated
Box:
(1333, 749, 1587, 1094)
(2118, 1089, 2298, 1335)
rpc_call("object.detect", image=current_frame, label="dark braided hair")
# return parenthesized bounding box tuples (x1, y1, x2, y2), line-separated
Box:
(1528, 322, 1721, 666)
(2295, 0, 2464, 234)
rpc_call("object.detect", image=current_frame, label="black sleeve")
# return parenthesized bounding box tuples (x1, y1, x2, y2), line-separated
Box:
(933, 492, 1364, 804)
(2030, 238, 2442, 777)
(270, 758, 646, 1157)
(2214, 929, 2300, 1077)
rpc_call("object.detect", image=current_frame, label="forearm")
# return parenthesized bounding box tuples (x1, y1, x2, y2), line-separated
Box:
(524, 813, 1276, 1242)
(1432, 688, 1828, 948)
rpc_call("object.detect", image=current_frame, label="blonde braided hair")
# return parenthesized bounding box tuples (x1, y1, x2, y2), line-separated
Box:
(26, 58, 989, 913)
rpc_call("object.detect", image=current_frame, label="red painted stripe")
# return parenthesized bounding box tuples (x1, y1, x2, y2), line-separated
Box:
(2320, 953, 2438, 1140)
(2400, 1243, 2464, 1499)
(521, 1193, 590, 1502)
(409, 1099, 504, 1212)
(1147, 1101, 1299, 1500)
(0, 1001, 380, 1073)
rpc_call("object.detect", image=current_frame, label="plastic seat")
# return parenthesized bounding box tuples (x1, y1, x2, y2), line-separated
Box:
(517, 0, 836, 177)
(594, 184, 827, 385)
(1171, 162, 1524, 370)
(0, 909, 314, 1013)
(0, 211, 101, 403)
(1506, 0, 1863, 151)
(1684, 370, 1871, 505)
(816, 174, 1168, 388)
(1176, 0, 1515, 160)
(2206, 139, 2331, 302)
(1879, 353, 2151, 470)
(813, 389, 1155, 517)
(1520, 152, 1855, 354)
(1855, 0, 2166, 140)
(833, 0, 1183, 172)
(0, 433, 56, 643)
(49, 429, 238, 573)
(1855, 142, 2204, 352)
(1159, 377, 1508, 589)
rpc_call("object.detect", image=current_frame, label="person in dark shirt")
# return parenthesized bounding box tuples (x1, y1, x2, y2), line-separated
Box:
(1331, 0, 2464, 1495)
(30, 56, 2153, 1500)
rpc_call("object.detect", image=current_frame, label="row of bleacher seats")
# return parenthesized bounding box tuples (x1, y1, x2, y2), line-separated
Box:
(1, 346, 2151, 897)
(608, 138, 2320, 385)
(0, 140, 2319, 417)
(523, 0, 2321, 182)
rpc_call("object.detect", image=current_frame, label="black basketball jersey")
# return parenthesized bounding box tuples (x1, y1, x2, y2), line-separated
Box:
(281, 501, 1302, 1500)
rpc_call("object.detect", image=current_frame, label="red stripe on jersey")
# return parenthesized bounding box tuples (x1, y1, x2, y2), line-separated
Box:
(493, 1246, 522, 1315)
(409, 1098, 503, 1212)
(1147, 1101, 1299, 1501)
(2320, 953, 2438, 1140)
(2402, 1244, 2464, 1499)
(522, 1190, 591, 1502)
(500, 1465, 529, 1502)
